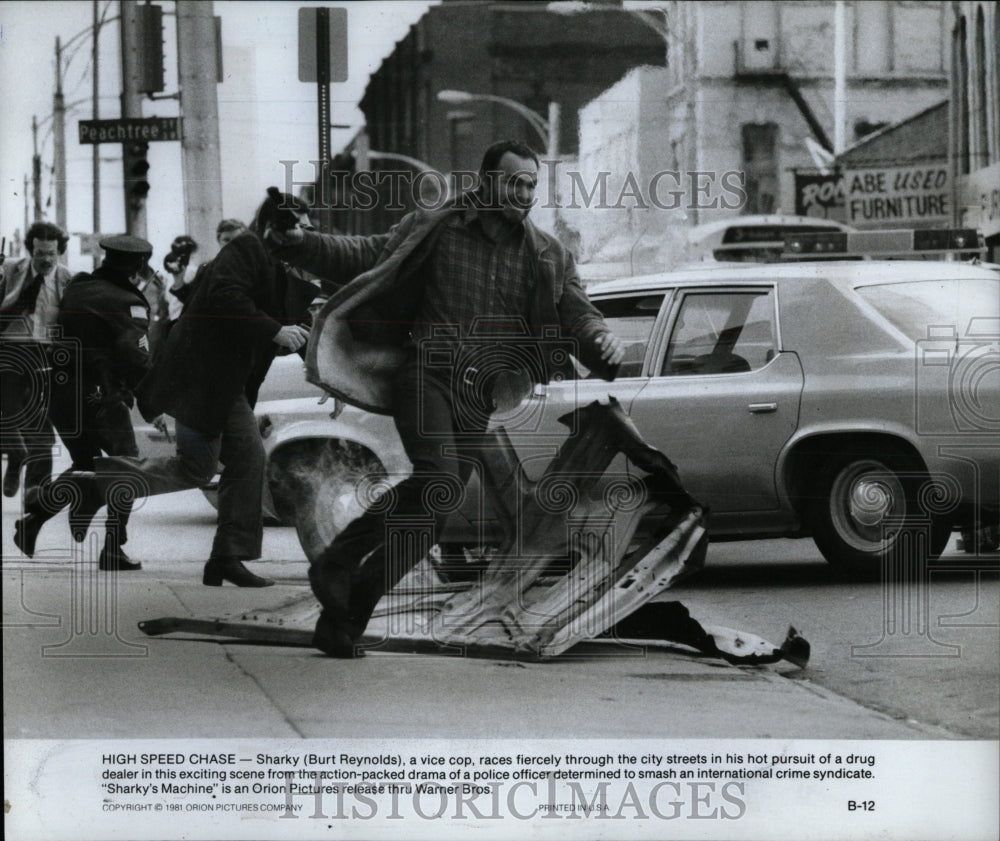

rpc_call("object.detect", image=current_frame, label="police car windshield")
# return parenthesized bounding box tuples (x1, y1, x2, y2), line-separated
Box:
(855, 278, 1000, 342)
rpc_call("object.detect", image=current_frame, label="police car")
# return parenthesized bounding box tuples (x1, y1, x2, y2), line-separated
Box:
(248, 228, 1000, 576)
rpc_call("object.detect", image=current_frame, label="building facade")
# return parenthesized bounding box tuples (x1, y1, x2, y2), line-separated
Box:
(950, 1, 999, 260)
(325, 0, 666, 234)
(573, 1, 952, 267)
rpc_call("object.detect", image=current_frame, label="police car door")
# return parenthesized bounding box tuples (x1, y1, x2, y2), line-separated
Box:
(625, 284, 804, 531)
(491, 291, 668, 483)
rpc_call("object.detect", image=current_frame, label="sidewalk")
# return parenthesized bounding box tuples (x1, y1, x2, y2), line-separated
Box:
(2, 514, 952, 741)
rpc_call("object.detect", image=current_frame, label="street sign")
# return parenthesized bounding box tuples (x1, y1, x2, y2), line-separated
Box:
(78, 117, 181, 145)
(298, 7, 348, 82)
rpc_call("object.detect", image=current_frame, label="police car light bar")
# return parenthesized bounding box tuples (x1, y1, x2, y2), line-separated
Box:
(782, 228, 985, 259)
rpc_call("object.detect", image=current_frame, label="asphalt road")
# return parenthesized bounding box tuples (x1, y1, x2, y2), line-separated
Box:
(3, 474, 996, 740)
(670, 536, 1000, 739)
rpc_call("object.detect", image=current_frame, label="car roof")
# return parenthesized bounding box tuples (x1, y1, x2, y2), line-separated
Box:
(686, 214, 856, 246)
(586, 260, 1000, 296)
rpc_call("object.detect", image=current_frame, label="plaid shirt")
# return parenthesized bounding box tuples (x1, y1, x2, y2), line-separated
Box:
(410, 206, 534, 349)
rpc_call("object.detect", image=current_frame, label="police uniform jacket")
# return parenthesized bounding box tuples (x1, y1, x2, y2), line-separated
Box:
(137, 231, 291, 435)
(56, 264, 151, 407)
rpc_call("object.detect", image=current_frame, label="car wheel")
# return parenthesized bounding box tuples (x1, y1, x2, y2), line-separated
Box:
(809, 445, 952, 579)
(268, 440, 387, 563)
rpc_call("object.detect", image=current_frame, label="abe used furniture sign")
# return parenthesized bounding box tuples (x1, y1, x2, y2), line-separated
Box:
(844, 165, 951, 228)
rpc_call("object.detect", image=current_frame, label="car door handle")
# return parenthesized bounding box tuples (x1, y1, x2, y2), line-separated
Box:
(748, 402, 778, 414)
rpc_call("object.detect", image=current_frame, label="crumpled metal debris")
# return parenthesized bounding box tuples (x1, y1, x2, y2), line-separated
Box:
(140, 399, 809, 667)
(607, 601, 810, 668)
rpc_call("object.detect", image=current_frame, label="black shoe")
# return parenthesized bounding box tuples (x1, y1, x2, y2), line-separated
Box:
(98, 543, 142, 572)
(3, 458, 22, 498)
(202, 558, 274, 588)
(312, 611, 363, 658)
(67, 472, 102, 542)
(13, 514, 42, 558)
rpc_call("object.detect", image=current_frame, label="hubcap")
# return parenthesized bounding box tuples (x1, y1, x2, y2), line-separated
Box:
(830, 460, 906, 552)
(849, 479, 894, 526)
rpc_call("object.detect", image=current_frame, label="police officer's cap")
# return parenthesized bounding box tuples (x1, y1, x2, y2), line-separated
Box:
(99, 234, 153, 258)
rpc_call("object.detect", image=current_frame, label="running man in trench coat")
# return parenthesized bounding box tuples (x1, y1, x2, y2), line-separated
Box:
(269, 140, 625, 656)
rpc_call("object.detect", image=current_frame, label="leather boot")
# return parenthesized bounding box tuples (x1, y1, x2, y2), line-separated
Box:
(3, 455, 22, 498)
(13, 513, 43, 558)
(99, 537, 142, 571)
(312, 610, 363, 658)
(202, 558, 274, 587)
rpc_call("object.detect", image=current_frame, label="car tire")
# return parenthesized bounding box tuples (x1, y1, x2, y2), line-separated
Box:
(809, 444, 952, 579)
(267, 439, 387, 563)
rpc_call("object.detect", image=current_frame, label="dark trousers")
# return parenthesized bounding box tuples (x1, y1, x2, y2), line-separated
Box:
(309, 360, 488, 639)
(28, 389, 138, 544)
(99, 395, 265, 560)
(0, 345, 55, 497)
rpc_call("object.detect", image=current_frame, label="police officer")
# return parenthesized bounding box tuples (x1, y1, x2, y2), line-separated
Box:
(14, 235, 154, 571)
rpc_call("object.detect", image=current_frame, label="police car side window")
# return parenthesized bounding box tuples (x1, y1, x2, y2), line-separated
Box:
(576, 294, 666, 379)
(661, 289, 776, 376)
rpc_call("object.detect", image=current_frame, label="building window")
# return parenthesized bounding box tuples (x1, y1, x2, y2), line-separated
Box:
(741, 123, 779, 215)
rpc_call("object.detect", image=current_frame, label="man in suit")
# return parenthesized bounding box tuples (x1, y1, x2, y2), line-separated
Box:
(94, 190, 310, 588)
(13, 235, 155, 570)
(0, 222, 73, 500)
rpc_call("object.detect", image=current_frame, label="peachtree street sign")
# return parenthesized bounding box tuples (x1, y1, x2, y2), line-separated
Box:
(78, 117, 181, 144)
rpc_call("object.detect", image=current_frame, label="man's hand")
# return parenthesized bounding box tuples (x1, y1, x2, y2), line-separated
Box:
(264, 224, 305, 248)
(595, 332, 625, 367)
(273, 324, 310, 352)
(152, 414, 172, 443)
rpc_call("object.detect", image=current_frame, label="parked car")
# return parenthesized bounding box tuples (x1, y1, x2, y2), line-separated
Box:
(252, 253, 999, 578)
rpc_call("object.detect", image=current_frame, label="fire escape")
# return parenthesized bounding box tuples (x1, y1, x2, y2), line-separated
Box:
(733, 38, 833, 153)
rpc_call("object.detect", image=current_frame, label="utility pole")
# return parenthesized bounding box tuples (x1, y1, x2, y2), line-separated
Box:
(24, 174, 30, 239)
(682, 3, 699, 225)
(834, 0, 846, 154)
(92, 0, 101, 243)
(54, 37, 68, 235)
(32, 116, 43, 222)
(316, 7, 332, 176)
(176, 0, 223, 256)
(120, 0, 146, 237)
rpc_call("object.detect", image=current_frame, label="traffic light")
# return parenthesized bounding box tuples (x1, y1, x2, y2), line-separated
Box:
(136, 4, 165, 94)
(124, 141, 151, 208)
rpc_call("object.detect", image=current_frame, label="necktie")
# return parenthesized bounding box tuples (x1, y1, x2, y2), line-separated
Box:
(2, 273, 46, 316)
